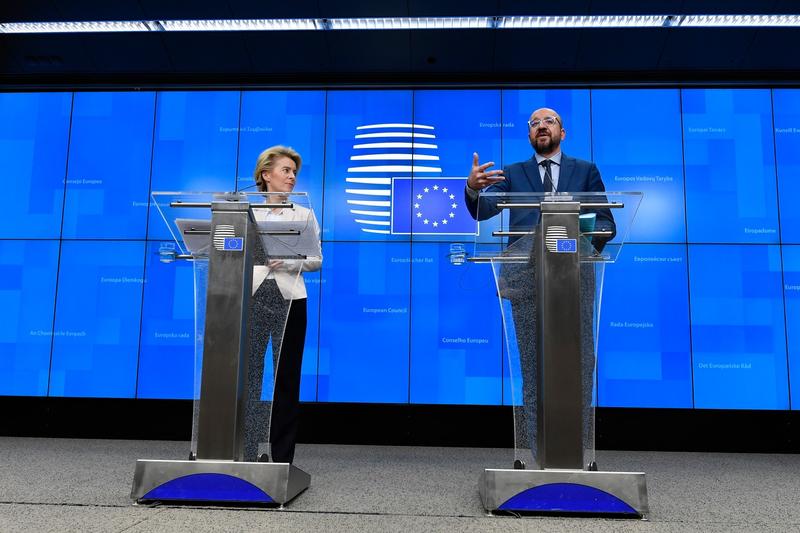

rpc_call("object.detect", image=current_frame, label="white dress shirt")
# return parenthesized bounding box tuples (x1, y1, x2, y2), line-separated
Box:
(251, 205, 322, 300)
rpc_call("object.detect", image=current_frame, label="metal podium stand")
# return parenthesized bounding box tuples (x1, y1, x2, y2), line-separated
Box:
(470, 191, 649, 518)
(131, 191, 320, 506)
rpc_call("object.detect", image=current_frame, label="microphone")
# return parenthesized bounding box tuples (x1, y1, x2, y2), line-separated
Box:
(237, 181, 260, 192)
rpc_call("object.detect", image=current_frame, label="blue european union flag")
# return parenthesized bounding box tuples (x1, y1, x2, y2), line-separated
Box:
(391, 178, 475, 235)
(556, 239, 577, 253)
(223, 237, 243, 251)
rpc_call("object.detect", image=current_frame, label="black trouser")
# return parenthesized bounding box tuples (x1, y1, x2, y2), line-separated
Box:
(244, 279, 307, 464)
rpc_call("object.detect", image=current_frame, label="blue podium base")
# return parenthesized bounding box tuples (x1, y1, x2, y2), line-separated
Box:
(131, 459, 310, 507)
(479, 468, 648, 518)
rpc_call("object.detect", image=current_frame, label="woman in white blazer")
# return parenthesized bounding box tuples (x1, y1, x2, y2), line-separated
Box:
(244, 145, 321, 464)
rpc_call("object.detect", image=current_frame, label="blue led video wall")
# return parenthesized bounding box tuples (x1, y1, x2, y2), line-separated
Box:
(0, 88, 797, 411)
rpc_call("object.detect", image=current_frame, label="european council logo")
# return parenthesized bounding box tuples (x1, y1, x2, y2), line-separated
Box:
(344, 123, 476, 236)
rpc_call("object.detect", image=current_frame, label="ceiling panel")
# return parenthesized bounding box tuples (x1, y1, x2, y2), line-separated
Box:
(497, 0, 591, 17)
(325, 30, 411, 73)
(1, 0, 59, 23)
(576, 28, 670, 71)
(408, 0, 499, 17)
(587, 1, 683, 15)
(159, 32, 251, 74)
(0, 40, 22, 72)
(87, 33, 172, 73)
(657, 28, 757, 71)
(242, 31, 329, 74)
(772, 0, 800, 11)
(409, 30, 495, 74)
(51, 0, 147, 22)
(676, 0, 783, 15)
(494, 29, 582, 74)
(1, 0, 799, 85)
(136, 0, 234, 21)
(317, 0, 410, 19)
(741, 29, 800, 71)
(3, 34, 97, 74)
(226, 0, 320, 19)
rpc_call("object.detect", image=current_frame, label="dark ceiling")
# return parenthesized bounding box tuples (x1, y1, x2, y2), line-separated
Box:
(2, 0, 800, 88)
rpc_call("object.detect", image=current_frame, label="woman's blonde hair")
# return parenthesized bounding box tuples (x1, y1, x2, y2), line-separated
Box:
(253, 145, 302, 192)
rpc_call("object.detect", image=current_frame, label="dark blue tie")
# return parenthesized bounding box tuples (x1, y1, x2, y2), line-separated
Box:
(540, 159, 554, 192)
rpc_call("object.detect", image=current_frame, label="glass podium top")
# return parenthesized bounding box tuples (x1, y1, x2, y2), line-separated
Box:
(472, 191, 642, 263)
(152, 191, 319, 259)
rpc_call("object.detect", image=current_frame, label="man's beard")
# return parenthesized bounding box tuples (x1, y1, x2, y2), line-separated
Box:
(532, 133, 560, 155)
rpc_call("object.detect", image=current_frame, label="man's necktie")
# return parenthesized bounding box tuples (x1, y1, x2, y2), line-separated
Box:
(541, 159, 555, 192)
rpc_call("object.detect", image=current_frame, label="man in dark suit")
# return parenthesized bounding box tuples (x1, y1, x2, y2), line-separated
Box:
(464, 107, 614, 469)
(465, 107, 614, 242)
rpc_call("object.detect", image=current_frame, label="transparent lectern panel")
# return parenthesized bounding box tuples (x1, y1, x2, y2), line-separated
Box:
(152, 191, 320, 258)
(495, 260, 604, 468)
(190, 258, 207, 456)
(472, 191, 639, 470)
(244, 267, 305, 462)
(579, 262, 605, 468)
(152, 191, 218, 257)
(249, 192, 321, 262)
(153, 191, 322, 462)
(244, 192, 321, 462)
(473, 191, 642, 263)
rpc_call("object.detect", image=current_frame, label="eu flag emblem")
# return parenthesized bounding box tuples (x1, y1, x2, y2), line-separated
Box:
(391, 178, 476, 235)
(223, 237, 244, 251)
(555, 239, 577, 253)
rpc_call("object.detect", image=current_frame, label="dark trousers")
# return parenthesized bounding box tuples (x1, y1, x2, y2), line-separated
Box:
(244, 280, 307, 464)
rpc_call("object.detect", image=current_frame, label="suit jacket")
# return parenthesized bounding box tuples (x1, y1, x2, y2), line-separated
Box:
(464, 153, 616, 245)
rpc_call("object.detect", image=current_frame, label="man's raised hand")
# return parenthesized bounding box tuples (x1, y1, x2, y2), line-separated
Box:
(467, 152, 505, 191)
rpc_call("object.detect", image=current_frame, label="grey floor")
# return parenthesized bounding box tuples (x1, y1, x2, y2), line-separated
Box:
(0, 438, 798, 532)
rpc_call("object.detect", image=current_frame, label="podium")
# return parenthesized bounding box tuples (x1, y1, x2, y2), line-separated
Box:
(470, 191, 649, 517)
(130, 191, 321, 506)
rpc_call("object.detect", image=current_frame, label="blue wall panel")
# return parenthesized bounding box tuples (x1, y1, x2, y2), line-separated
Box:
(683, 89, 779, 244)
(409, 242, 502, 405)
(148, 91, 241, 240)
(0, 240, 60, 396)
(592, 89, 686, 243)
(0, 87, 797, 411)
(136, 241, 196, 399)
(317, 241, 411, 403)
(689, 244, 789, 409)
(782, 245, 800, 410)
(773, 89, 800, 244)
(408, 90, 500, 241)
(598, 244, 693, 407)
(62, 92, 155, 239)
(49, 241, 146, 398)
(237, 90, 326, 205)
(323, 90, 413, 242)
(0, 93, 72, 238)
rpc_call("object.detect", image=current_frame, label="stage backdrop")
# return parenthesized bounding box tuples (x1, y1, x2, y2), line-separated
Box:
(0, 88, 798, 410)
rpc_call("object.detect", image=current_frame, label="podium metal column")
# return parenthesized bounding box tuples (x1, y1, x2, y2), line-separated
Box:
(535, 201, 584, 469)
(195, 201, 258, 461)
